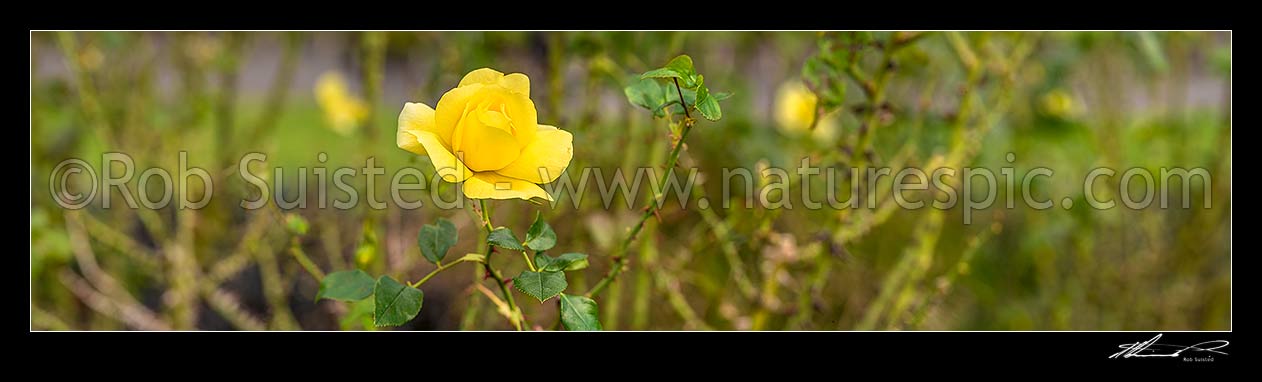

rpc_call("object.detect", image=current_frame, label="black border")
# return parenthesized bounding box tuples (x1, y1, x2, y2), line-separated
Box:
(23, 10, 1234, 372)
(23, 6, 1236, 30)
(26, 331, 1234, 369)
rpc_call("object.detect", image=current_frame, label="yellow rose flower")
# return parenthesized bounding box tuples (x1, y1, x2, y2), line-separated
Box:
(774, 81, 839, 142)
(397, 68, 574, 201)
(1038, 88, 1079, 119)
(315, 71, 368, 136)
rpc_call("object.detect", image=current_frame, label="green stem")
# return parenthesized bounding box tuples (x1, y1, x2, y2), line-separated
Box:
(409, 257, 478, 288)
(848, 38, 896, 167)
(473, 200, 524, 331)
(358, 31, 385, 146)
(750, 261, 786, 330)
(521, 251, 537, 272)
(672, 77, 693, 120)
(460, 220, 491, 330)
(586, 80, 696, 298)
(289, 237, 325, 280)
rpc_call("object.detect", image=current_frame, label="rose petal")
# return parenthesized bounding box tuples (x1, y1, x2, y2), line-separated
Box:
(435, 84, 484, 141)
(495, 125, 573, 183)
(397, 102, 441, 155)
(500, 73, 530, 97)
(462, 172, 553, 201)
(459, 68, 505, 88)
(453, 101, 521, 172)
(405, 130, 472, 183)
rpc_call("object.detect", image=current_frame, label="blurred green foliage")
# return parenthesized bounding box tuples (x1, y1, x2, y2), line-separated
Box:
(30, 31, 1230, 330)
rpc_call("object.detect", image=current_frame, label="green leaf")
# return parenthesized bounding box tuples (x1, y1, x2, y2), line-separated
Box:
(558, 294, 603, 331)
(624, 77, 667, 113)
(642, 55, 698, 88)
(694, 86, 723, 121)
(665, 55, 695, 76)
(664, 55, 698, 88)
(513, 270, 567, 303)
(524, 212, 557, 251)
(663, 85, 697, 113)
(417, 218, 458, 264)
(711, 91, 733, 101)
(802, 55, 824, 86)
(818, 79, 846, 110)
(487, 227, 525, 251)
(373, 276, 424, 327)
(535, 253, 589, 272)
(316, 269, 375, 301)
(640, 68, 684, 80)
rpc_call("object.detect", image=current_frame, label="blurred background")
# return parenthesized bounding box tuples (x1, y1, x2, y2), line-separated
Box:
(30, 31, 1231, 330)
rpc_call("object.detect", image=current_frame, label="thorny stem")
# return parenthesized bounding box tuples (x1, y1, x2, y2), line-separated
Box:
(750, 261, 786, 330)
(472, 199, 524, 331)
(586, 79, 696, 298)
(833, 32, 923, 226)
(854, 32, 1036, 330)
(460, 240, 488, 329)
(848, 34, 900, 167)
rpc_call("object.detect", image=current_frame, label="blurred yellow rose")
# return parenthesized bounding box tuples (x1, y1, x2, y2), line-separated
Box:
(774, 81, 839, 142)
(397, 68, 573, 201)
(1038, 88, 1079, 119)
(315, 72, 368, 136)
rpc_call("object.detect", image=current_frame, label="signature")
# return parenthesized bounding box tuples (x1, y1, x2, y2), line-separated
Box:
(1109, 334, 1229, 359)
